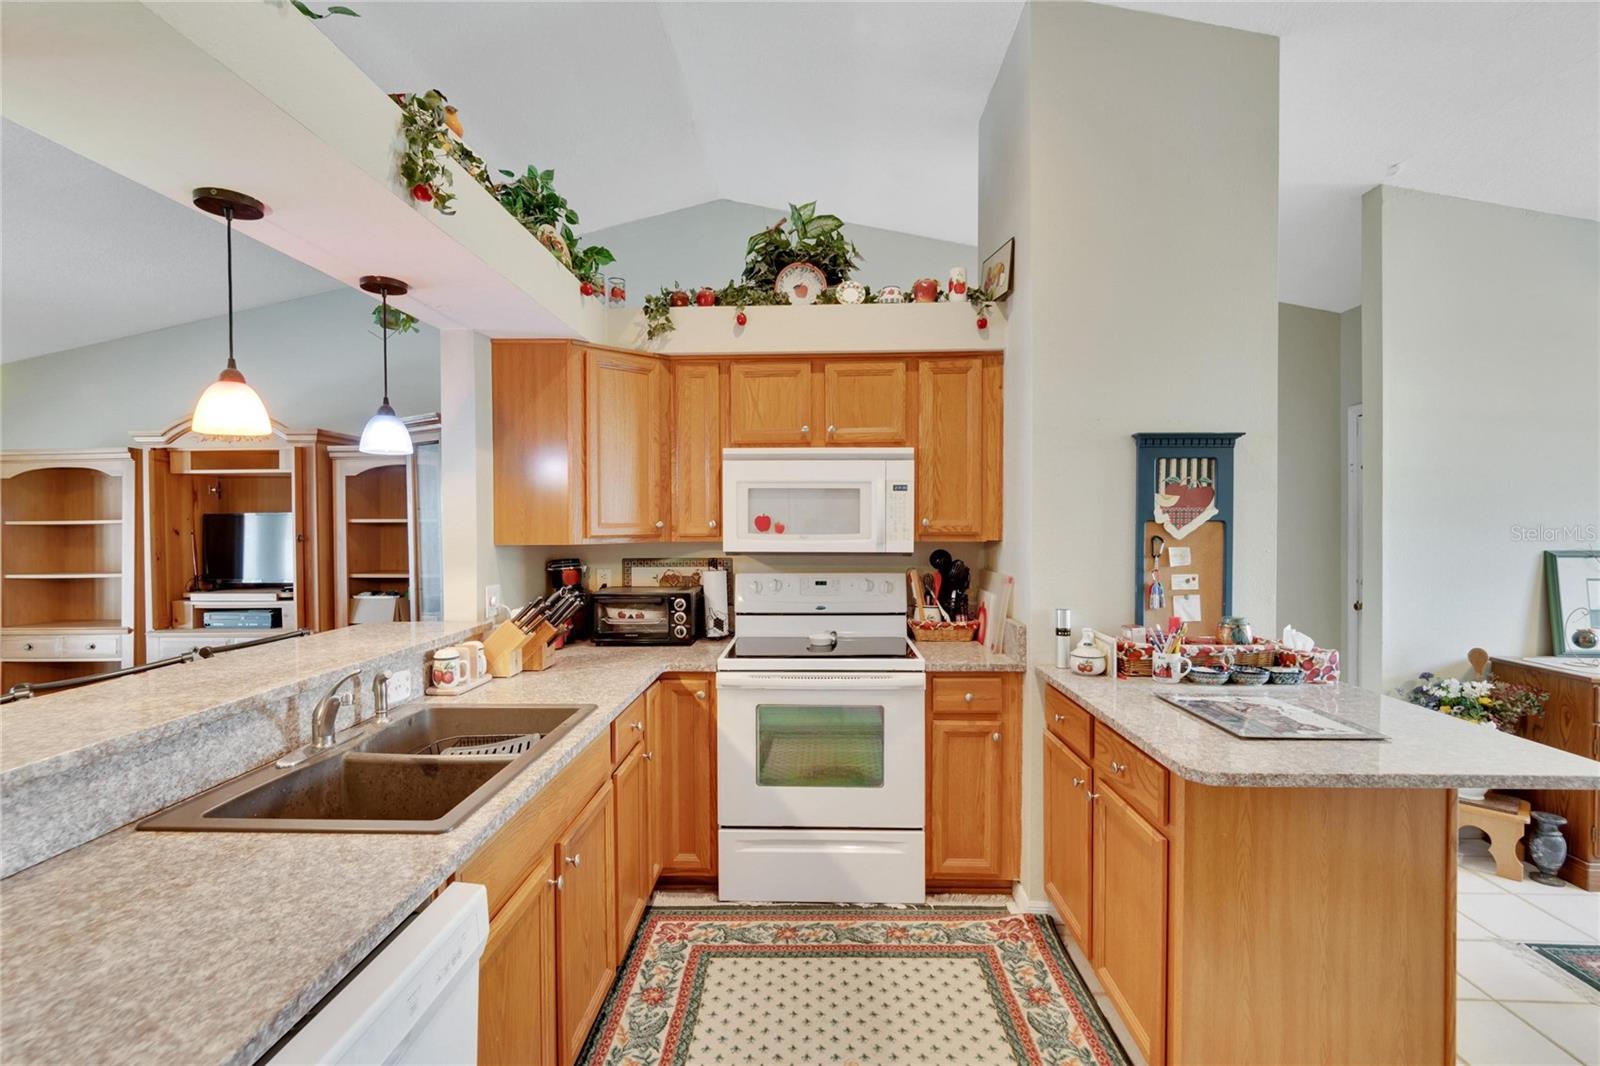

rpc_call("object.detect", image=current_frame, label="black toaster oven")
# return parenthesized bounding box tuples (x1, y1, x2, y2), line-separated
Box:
(590, 586, 701, 645)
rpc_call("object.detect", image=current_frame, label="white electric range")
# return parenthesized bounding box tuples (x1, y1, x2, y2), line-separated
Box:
(716, 572, 926, 904)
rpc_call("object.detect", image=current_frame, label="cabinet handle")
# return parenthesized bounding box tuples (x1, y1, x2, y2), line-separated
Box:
(654, 520, 664, 530)
(631, 721, 644, 732)
(708, 519, 718, 529)
(1111, 761, 1127, 774)
(549, 874, 564, 890)
(695, 690, 707, 701)
(565, 854, 581, 867)
(1052, 713, 1066, 722)
(991, 732, 1001, 742)
(801, 424, 810, 437)
(964, 692, 974, 703)
(1071, 776, 1086, 789)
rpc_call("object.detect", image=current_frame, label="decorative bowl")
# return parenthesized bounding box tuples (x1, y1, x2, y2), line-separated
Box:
(1188, 666, 1230, 685)
(1229, 665, 1270, 685)
(1265, 665, 1304, 685)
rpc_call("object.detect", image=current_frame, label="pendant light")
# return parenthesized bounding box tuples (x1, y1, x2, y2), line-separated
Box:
(357, 275, 414, 456)
(190, 188, 272, 439)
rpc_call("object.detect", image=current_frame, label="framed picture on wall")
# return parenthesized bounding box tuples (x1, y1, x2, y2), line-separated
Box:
(1545, 550, 1600, 655)
(981, 238, 1015, 301)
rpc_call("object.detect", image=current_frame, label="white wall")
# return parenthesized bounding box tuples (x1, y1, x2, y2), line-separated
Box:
(0, 288, 440, 449)
(585, 199, 978, 303)
(1277, 304, 1343, 645)
(980, 2, 1279, 900)
(1362, 186, 1600, 690)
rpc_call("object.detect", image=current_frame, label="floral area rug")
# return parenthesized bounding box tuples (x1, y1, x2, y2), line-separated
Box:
(1527, 943, 1600, 993)
(580, 907, 1129, 1066)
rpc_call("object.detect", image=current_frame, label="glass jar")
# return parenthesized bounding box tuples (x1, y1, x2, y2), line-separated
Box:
(1217, 617, 1253, 646)
(607, 275, 626, 307)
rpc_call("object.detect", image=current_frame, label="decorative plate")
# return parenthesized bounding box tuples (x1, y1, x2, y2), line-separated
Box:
(775, 262, 828, 305)
(835, 280, 866, 305)
(878, 285, 905, 304)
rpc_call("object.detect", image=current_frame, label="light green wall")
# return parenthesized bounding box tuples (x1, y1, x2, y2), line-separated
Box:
(1277, 304, 1343, 646)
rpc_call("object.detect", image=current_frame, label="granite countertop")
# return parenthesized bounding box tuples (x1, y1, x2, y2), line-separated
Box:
(1040, 667, 1600, 789)
(0, 635, 1008, 1065)
(916, 640, 1025, 672)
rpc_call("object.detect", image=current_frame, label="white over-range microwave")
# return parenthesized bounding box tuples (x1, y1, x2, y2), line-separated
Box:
(720, 447, 914, 554)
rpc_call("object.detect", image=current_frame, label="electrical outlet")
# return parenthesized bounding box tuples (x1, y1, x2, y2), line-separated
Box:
(484, 584, 502, 619)
(593, 566, 614, 591)
(384, 671, 414, 705)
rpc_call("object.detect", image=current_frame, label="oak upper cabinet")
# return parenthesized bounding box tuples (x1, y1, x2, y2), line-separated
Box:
(821, 359, 909, 444)
(612, 744, 650, 961)
(555, 782, 617, 1066)
(916, 358, 987, 539)
(1043, 731, 1094, 951)
(492, 340, 585, 545)
(478, 856, 557, 1066)
(669, 362, 722, 539)
(728, 361, 813, 445)
(1093, 784, 1168, 1065)
(585, 348, 668, 539)
(655, 676, 717, 878)
(926, 675, 1020, 884)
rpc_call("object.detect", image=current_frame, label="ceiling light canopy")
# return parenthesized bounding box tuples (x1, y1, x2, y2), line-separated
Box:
(358, 275, 413, 456)
(190, 188, 272, 439)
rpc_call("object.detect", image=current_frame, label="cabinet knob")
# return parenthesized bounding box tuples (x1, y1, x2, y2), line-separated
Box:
(1052, 713, 1066, 722)
(801, 424, 811, 437)
(549, 874, 564, 890)
(654, 520, 664, 530)
(991, 731, 1001, 742)
(921, 517, 931, 528)
(643, 752, 654, 760)
(1087, 791, 1102, 801)
(565, 854, 582, 867)
(1072, 777, 1086, 789)
(631, 721, 644, 732)
(87, 643, 96, 650)
(695, 690, 707, 701)
(1111, 761, 1127, 774)
(964, 692, 974, 703)
(826, 424, 836, 438)
(708, 519, 718, 529)
(23, 643, 33, 651)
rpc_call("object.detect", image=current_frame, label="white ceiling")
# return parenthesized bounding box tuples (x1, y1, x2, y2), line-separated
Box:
(0, 120, 340, 363)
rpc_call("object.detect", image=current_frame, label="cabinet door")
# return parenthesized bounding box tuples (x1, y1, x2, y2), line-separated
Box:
(1044, 732, 1093, 952)
(927, 710, 1017, 882)
(478, 857, 557, 1066)
(728, 361, 813, 445)
(1093, 785, 1168, 1066)
(822, 359, 909, 444)
(612, 745, 650, 961)
(645, 686, 666, 885)
(655, 677, 717, 877)
(556, 783, 617, 1066)
(916, 357, 985, 538)
(670, 362, 722, 539)
(585, 349, 667, 538)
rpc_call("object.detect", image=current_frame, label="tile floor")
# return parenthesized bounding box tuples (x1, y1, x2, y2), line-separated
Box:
(1455, 837, 1600, 1066)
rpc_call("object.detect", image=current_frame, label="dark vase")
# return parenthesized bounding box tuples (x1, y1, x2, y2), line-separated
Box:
(1527, 810, 1569, 886)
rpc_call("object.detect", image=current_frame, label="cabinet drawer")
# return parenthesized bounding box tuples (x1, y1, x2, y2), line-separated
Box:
(1, 635, 62, 659)
(610, 693, 647, 766)
(929, 675, 1005, 713)
(60, 634, 121, 659)
(1045, 687, 1092, 760)
(1093, 724, 1169, 828)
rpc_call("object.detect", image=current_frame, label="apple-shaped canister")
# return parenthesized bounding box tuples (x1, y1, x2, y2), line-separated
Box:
(669, 290, 691, 307)
(912, 278, 940, 303)
(695, 287, 716, 307)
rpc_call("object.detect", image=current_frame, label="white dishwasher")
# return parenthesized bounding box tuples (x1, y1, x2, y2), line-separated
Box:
(268, 883, 489, 1065)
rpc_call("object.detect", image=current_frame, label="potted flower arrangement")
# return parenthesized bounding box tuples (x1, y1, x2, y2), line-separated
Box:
(1399, 672, 1547, 730)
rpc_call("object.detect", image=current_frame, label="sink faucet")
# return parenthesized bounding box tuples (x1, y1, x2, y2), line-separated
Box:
(372, 670, 393, 726)
(311, 671, 362, 749)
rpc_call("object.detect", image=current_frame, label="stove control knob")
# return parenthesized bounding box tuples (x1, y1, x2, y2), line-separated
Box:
(880, 579, 897, 595)
(769, 578, 784, 593)
(745, 578, 763, 595)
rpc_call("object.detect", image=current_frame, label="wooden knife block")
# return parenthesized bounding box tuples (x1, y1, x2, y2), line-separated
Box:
(484, 619, 557, 678)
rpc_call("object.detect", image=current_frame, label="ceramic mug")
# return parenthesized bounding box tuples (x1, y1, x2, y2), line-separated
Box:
(1152, 652, 1192, 683)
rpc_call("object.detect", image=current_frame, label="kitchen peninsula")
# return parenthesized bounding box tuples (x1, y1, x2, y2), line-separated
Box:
(1038, 667, 1600, 1065)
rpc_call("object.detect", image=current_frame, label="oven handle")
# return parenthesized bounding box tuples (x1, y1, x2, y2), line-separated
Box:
(714, 672, 927, 691)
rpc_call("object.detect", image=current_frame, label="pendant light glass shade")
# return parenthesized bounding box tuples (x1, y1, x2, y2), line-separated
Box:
(359, 276, 413, 456)
(360, 402, 413, 455)
(191, 188, 272, 439)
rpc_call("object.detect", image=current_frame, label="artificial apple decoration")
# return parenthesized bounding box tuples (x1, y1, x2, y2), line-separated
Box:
(976, 316, 989, 330)
(736, 310, 748, 327)
(669, 290, 691, 307)
(753, 513, 772, 533)
(912, 277, 940, 303)
(774, 522, 786, 534)
(695, 287, 716, 307)
(580, 280, 595, 297)
(410, 183, 433, 203)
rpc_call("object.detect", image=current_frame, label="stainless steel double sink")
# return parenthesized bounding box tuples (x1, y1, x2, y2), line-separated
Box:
(139, 703, 596, 833)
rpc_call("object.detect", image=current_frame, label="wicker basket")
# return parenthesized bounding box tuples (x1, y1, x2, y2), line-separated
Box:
(1118, 638, 1276, 676)
(909, 620, 979, 643)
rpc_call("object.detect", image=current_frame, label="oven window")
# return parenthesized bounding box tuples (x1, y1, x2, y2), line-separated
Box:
(755, 705, 884, 788)
(744, 487, 864, 539)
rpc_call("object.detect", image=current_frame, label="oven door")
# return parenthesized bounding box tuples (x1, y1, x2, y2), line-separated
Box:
(716, 671, 925, 828)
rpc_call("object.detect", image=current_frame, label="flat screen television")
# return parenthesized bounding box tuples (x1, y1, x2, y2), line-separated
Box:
(200, 512, 295, 589)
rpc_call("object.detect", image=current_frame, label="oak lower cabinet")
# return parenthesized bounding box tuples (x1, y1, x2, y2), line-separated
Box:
(656, 675, 718, 878)
(556, 783, 617, 1066)
(1042, 685, 1456, 1065)
(478, 856, 558, 1066)
(926, 674, 1020, 886)
(612, 744, 650, 959)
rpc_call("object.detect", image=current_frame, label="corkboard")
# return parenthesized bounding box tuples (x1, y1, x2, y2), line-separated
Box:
(1141, 520, 1226, 636)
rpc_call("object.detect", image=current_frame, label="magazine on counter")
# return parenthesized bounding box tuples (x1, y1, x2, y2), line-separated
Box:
(1158, 692, 1386, 741)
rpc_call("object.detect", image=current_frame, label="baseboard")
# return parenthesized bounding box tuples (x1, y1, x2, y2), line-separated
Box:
(1560, 854, 1600, 892)
(1011, 882, 1056, 916)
